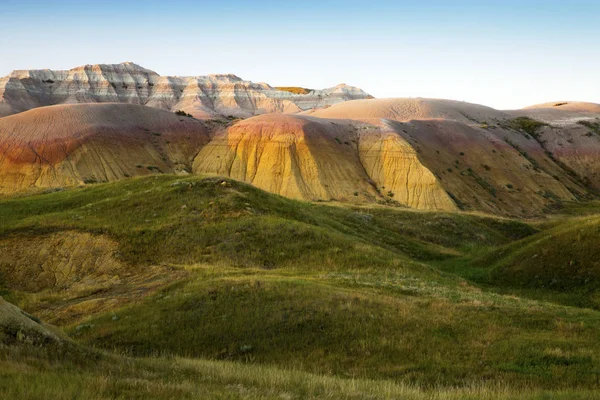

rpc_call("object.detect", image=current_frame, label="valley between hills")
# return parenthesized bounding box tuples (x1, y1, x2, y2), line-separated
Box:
(1, 63, 600, 399)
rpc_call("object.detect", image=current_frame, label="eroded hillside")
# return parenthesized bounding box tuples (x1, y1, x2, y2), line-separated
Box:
(1, 97, 599, 216)
(0, 62, 371, 118)
(0, 103, 209, 193)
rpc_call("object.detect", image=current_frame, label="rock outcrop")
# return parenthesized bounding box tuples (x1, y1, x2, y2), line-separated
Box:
(0, 62, 372, 118)
(0, 297, 67, 347)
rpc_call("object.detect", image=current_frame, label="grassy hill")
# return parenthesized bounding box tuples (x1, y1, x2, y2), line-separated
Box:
(1, 175, 600, 398)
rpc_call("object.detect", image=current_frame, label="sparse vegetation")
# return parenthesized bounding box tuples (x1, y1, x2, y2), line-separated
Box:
(507, 117, 548, 139)
(175, 110, 193, 118)
(578, 119, 600, 136)
(467, 168, 497, 197)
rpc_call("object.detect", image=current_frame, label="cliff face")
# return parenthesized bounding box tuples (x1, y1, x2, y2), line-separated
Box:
(0, 62, 372, 118)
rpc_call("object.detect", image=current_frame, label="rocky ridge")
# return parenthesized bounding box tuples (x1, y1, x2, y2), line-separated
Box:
(0, 62, 371, 118)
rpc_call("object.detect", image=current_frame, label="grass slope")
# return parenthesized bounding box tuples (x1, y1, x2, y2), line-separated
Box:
(3, 345, 598, 400)
(0, 175, 599, 396)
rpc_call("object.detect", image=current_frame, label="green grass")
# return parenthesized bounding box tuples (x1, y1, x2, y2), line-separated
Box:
(433, 201, 600, 309)
(0, 175, 534, 271)
(3, 346, 598, 400)
(1, 175, 600, 396)
(69, 267, 600, 387)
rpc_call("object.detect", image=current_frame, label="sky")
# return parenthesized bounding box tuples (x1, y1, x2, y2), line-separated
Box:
(1, 0, 599, 109)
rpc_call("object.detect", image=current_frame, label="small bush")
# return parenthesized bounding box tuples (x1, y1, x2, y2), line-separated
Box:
(508, 117, 548, 139)
(578, 120, 600, 136)
(175, 110, 193, 118)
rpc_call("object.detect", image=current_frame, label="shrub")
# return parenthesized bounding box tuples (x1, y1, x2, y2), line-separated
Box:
(508, 117, 548, 139)
(175, 110, 193, 118)
(578, 120, 600, 136)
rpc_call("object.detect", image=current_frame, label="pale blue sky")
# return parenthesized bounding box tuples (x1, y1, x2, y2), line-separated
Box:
(1, 0, 598, 109)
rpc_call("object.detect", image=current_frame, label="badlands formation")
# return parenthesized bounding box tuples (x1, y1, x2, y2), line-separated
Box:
(0, 63, 599, 216)
(0, 62, 370, 119)
(0, 103, 209, 193)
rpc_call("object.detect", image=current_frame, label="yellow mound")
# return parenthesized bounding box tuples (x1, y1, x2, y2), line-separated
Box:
(304, 98, 508, 124)
(0, 103, 209, 193)
(193, 114, 456, 210)
(384, 119, 581, 216)
(275, 87, 313, 95)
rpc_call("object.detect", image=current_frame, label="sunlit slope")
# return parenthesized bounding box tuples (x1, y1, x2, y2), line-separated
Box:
(193, 114, 456, 210)
(0, 103, 209, 193)
(0, 175, 533, 324)
(305, 98, 509, 123)
(305, 98, 593, 216)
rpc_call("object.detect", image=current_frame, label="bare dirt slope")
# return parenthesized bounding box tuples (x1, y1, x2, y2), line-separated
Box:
(193, 114, 456, 210)
(507, 101, 600, 190)
(305, 98, 509, 124)
(0, 103, 209, 193)
(0, 97, 598, 216)
(303, 98, 594, 215)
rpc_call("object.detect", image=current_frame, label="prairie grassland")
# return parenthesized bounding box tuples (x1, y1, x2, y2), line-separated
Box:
(1, 175, 600, 398)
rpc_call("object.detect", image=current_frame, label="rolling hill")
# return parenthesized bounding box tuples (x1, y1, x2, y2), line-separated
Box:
(1, 175, 600, 399)
(0, 103, 209, 193)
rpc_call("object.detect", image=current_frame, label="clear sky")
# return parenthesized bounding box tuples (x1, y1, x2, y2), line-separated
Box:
(1, 0, 598, 109)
